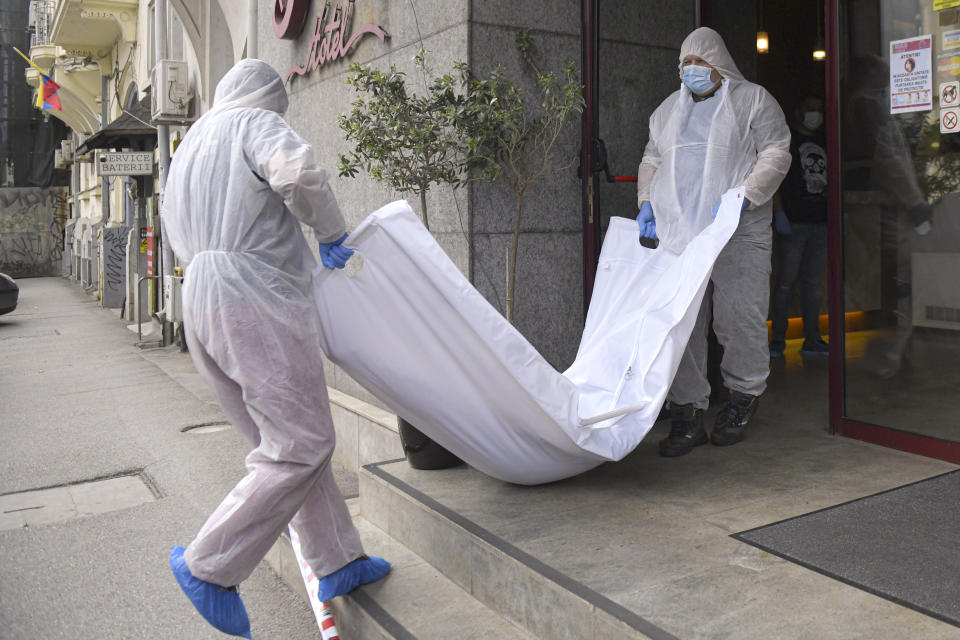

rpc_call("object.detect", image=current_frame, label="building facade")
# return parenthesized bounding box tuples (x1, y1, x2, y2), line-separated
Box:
(26, 0, 960, 464)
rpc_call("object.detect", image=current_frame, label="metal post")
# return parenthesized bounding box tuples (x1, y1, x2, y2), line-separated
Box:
(99, 74, 110, 228)
(90, 73, 111, 294)
(71, 142, 80, 279)
(71, 134, 80, 220)
(155, 0, 174, 345)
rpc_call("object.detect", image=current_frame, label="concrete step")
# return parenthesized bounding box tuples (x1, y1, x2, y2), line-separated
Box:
(328, 386, 405, 474)
(359, 461, 674, 640)
(266, 500, 534, 639)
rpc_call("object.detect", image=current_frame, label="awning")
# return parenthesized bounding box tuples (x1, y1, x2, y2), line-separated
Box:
(75, 96, 156, 155)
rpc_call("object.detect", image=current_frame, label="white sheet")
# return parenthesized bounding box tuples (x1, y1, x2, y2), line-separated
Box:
(313, 187, 744, 485)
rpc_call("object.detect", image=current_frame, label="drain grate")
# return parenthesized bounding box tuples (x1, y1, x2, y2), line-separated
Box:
(180, 421, 230, 434)
(0, 472, 156, 531)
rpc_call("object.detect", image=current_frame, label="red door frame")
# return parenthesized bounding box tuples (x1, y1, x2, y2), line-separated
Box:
(581, 0, 960, 463)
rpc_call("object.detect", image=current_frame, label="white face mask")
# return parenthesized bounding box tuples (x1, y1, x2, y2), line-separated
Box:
(803, 111, 824, 130)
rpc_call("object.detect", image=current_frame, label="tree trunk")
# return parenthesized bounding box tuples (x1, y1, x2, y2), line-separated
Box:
(506, 194, 523, 324)
(419, 190, 429, 229)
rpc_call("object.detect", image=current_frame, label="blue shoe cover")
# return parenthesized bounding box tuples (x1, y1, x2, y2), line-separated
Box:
(169, 545, 252, 639)
(316, 555, 391, 602)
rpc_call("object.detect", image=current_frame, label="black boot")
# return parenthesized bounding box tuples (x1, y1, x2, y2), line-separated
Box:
(710, 390, 759, 446)
(659, 403, 708, 457)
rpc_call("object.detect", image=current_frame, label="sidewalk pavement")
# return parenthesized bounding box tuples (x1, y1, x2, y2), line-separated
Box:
(0, 277, 325, 639)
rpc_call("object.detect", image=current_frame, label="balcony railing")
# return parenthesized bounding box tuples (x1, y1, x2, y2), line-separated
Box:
(29, 0, 55, 47)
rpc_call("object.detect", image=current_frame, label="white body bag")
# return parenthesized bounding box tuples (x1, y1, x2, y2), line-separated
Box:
(313, 188, 744, 485)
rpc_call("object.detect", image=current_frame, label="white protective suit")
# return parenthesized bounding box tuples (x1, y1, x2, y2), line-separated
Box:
(162, 59, 363, 587)
(637, 28, 791, 407)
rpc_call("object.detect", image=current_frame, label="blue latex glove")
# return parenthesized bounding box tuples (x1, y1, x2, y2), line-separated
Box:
(317, 555, 392, 602)
(170, 546, 251, 639)
(637, 202, 657, 239)
(318, 233, 354, 269)
(774, 211, 791, 235)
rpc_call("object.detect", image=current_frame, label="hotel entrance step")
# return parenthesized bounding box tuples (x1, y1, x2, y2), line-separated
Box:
(359, 460, 676, 640)
(266, 505, 534, 639)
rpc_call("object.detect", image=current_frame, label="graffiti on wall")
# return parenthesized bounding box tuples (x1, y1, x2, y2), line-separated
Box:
(100, 225, 129, 308)
(0, 188, 69, 277)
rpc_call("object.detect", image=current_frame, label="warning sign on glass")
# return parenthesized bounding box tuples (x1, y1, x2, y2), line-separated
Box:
(941, 108, 960, 134)
(941, 81, 960, 107)
(890, 35, 933, 114)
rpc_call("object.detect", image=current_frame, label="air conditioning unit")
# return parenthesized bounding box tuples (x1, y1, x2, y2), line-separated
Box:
(913, 253, 960, 331)
(55, 149, 63, 168)
(61, 139, 74, 162)
(151, 60, 194, 123)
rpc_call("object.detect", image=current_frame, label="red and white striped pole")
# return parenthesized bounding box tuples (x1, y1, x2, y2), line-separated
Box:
(319, 602, 340, 640)
(290, 525, 343, 638)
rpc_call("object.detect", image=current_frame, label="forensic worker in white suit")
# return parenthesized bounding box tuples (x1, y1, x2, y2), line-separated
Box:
(636, 27, 791, 457)
(162, 58, 389, 638)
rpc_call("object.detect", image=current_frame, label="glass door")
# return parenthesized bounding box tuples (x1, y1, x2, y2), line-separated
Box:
(832, 0, 960, 460)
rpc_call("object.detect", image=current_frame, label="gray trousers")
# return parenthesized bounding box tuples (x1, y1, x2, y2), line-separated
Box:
(667, 212, 773, 410)
(183, 324, 363, 587)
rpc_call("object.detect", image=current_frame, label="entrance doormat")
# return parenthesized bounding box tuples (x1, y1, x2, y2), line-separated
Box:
(733, 470, 960, 628)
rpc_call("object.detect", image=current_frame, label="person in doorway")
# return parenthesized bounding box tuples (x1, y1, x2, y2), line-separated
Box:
(636, 27, 791, 457)
(769, 96, 830, 358)
(161, 59, 389, 638)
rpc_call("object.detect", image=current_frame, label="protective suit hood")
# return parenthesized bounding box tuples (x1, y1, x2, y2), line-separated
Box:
(679, 27, 744, 82)
(212, 58, 288, 115)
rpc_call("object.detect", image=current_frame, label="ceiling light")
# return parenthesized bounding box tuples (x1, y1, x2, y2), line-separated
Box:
(757, 30, 770, 54)
(813, 2, 826, 61)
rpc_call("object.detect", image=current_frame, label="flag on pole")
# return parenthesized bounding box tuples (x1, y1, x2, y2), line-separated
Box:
(36, 73, 62, 111)
(12, 46, 62, 111)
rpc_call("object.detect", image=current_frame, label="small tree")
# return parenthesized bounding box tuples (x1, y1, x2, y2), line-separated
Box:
(337, 34, 584, 326)
(482, 31, 585, 323)
(337, 50, 500, 228)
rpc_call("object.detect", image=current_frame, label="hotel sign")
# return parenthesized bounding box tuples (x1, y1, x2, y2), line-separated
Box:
(275, 0, 388, 83)
(274, 0, 311, 39)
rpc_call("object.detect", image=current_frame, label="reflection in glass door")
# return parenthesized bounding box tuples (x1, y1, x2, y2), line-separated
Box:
(838, 0, 960, 449)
